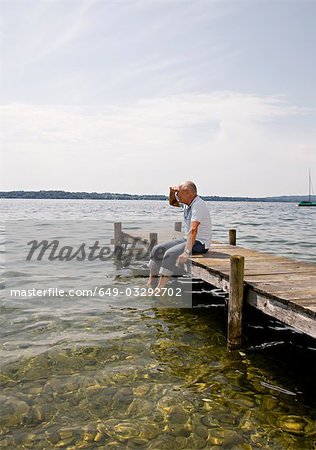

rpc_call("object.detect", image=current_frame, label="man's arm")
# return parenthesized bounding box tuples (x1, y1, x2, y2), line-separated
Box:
(184, 221, 199, 253)
(169, 186, 180, 207)
(177, 221, 200, 263)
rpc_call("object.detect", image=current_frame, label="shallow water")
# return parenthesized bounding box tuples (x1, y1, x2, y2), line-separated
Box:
(0, 199, 315, 449)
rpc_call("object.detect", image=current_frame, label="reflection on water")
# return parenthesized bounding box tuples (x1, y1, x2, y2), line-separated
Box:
(0, 200, 316, 449)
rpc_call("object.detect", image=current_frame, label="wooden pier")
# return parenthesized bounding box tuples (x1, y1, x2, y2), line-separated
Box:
(113, 223, 316, 348)
(191, 241, 316, 344)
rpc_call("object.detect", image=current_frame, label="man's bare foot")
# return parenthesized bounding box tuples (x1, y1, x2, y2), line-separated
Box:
(146, 276, 158, 289)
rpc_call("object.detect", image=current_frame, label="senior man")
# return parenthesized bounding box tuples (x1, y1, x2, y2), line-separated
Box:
(148, 181, 212, 290)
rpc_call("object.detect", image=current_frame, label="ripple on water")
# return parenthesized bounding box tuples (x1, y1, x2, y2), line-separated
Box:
(0, 201, 316, 448)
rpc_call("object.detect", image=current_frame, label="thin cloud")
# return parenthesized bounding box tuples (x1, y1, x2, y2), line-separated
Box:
(1, 92, 310, 144)
(3, 0, 96, 69)
(1, 92, 315, 195)
(1, 92, 309, 146)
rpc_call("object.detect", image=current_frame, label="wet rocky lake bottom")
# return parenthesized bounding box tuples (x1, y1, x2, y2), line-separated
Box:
(1, 285, 315, 450)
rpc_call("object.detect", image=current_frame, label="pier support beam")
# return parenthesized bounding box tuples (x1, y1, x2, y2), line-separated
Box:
(149, 232, 158, 251)
(227, 255, 245, 349)
(229, 229, 237, 246)
(113, 222, 123, 265)
(114, 222, 122, 247)
(175, 222, 182, 232)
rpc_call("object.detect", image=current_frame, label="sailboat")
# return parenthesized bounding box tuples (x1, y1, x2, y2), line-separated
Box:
(298, 169, 316, 206)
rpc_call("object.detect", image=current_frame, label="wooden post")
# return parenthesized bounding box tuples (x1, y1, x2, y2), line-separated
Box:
(113, 222, 123, 266)
(227, 255, 245, 349)
(114, 222, 122, 247)
(175, 222, 182, 232)
(229, 229, 237, 246)
(149, 232, 158, 251)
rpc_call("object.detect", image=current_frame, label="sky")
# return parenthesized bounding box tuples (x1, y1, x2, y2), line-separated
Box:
(1, 0, 315, 196)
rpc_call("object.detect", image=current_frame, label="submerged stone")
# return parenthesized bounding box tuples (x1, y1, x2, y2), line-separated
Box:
(133, 384, 150, 397)
(261, 395, 279, 411)
(127, 398, 153, 417)
(112, 422, 139, 441)
(277, 415, 311, 435)
(174, 436, 188, 449)
(208, 429, 241, 447)
(0, 397, 30, 427)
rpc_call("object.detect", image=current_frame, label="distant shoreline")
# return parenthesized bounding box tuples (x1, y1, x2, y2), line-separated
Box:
(0, 190, 314, 203)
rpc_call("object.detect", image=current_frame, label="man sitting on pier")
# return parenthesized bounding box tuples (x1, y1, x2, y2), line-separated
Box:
(148, 180, 212, 290)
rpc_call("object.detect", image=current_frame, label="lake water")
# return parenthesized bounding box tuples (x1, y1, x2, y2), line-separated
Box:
(0, 199, 315, 449)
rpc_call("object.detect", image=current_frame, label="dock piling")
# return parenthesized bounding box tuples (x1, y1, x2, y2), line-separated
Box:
(149, 233, 158, 251)
(227, 255, 245, 349)
(175, 222, 182, 232)
(229, 229, 237, 246)
(114, 222, 122, 247)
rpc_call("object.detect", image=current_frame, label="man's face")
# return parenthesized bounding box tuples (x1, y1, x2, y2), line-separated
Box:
(176, 187, 190, 204)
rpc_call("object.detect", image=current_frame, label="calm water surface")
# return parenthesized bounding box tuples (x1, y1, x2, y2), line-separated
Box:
(0, 199, 315, 449)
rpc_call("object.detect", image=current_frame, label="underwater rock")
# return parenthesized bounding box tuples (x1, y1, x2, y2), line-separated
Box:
(28, 404, 46, 424)
(28, 385, 44, 395)
(194, 424, 209, 439)
(132, 384, 150, 397)
(230, 444, 253, 450)
(45, 430, 60, 445)
(94, 423, 109, 443)
(156, 395, 186, 415)
(174, 436, 188, 449)
(239, 410, 254, 432)
(127, 398, 153, 417)
(148, 434, 176, 449)
(186, 434, 206, 449)
(81, 422, 97, 443)
(229, 393, 255, 409)
(0, 436, 15, 448)
(277, 415, 314, 436)
(0, 397, 30, 427)
(261, 395, 279, 411)
(17, 432, 41, 448)
(101, 418, 159, 443)
(168, 405, 190, 425)
(208, 428, 241, 447)
(127, 437, 150, 447)
(112, 422, 140, 441)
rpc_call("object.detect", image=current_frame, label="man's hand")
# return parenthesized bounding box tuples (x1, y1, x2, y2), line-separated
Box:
(177, 252, 189, 264)
(169, 185, 180, 207)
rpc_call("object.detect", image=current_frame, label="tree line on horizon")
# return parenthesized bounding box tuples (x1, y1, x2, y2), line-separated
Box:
(0, 190, 314, 202)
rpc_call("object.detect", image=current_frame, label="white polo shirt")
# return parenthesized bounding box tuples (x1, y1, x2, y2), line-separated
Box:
(182, 196, 212, 248)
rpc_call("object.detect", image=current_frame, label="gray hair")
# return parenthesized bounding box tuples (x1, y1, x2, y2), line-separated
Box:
(180, 180, 197, 194)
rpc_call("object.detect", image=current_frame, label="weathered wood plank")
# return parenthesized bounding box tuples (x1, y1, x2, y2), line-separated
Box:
(195, 255, 316, 269)
(247, 290, 316, 338)
(191, 265, 230, 291)
(251, 284, 316, 296)
(192, 265, 316, 279)
(195, 264, 316, 275)
(244, 272, 316, 280)
(121, 231, 148, 245)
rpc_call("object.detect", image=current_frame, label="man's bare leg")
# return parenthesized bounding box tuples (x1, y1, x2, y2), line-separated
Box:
(156, 275, 169, 290)
(146, 274, 158, 288)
